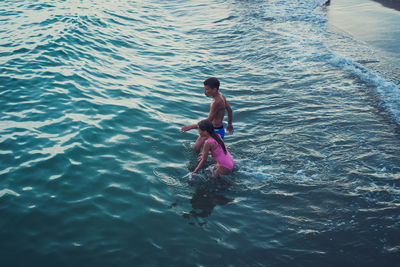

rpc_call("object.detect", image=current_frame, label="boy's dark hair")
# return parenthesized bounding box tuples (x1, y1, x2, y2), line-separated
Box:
(204, 77, 220, 90)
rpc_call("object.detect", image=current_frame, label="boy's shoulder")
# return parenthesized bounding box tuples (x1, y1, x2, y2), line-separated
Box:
(212, 93, 225, 105)
(217, 92, 226, 100)
(218, 92, 229, 104)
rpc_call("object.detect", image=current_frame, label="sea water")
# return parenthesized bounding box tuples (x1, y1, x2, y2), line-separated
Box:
(1, 0, 400, 266)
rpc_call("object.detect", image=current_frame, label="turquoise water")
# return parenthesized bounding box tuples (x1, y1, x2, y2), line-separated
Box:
(1, 0, 400, 266)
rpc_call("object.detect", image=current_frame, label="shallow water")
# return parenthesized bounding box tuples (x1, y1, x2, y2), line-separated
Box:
(1, 0, 400, 266)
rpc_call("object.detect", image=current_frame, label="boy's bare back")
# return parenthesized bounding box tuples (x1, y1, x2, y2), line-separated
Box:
(181, 77, 233, 137)
(209, 93, 231, 129)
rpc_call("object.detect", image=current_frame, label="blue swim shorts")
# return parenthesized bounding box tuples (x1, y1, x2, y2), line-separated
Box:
(214, 126, 225, 139)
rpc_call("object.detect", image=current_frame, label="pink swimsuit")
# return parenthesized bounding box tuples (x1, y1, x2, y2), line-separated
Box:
(205, 138, 234, 171)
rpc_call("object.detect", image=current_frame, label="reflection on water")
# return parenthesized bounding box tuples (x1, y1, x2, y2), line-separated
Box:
(2, 0, 400, 265)
(171, 175, 234, 226)
(186, 181, 234, 222)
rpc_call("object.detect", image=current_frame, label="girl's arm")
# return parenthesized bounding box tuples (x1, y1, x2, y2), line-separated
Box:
(193, 143, 211, 173)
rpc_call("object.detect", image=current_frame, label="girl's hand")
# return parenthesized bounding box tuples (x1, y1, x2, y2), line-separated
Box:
(193, 142, 211, 176)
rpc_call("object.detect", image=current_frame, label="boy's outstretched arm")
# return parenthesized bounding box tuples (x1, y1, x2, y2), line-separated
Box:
(181, 124, 198, 133)
(226, 100, 234, 134)
(181, 103, 218, 133)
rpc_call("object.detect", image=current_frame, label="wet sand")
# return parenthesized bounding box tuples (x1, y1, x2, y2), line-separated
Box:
(327, 0, 400, 83)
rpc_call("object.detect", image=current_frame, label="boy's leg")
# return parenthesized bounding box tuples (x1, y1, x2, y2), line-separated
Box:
(193, 135, 207, 153)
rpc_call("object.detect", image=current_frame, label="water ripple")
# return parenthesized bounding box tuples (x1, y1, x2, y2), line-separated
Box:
(1, 0, 400, 266)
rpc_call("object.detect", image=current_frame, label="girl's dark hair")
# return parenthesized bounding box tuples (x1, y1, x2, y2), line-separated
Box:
(198, 119, 227, 154)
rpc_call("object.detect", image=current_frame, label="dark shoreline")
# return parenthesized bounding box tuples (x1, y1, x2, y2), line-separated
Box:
(371, 0, 400, 11)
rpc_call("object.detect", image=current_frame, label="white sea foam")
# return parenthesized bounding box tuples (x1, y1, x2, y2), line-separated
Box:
(259, 0, 400, 127)
(329, 53, 400, 125)
(235, 158, 277, 180)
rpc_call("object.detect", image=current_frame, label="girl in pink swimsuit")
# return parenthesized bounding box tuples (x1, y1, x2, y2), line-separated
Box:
(193, 119, 234, 177)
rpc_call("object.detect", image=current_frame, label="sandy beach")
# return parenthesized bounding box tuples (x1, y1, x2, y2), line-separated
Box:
(327, 0, 400, 83)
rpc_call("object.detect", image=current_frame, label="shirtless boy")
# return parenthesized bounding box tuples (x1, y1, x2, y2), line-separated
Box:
(181, 77, 234, 152)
